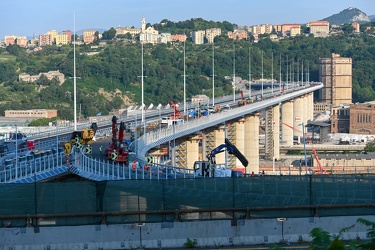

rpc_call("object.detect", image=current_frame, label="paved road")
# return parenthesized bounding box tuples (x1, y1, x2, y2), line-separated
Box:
(90, 133, 131, 159)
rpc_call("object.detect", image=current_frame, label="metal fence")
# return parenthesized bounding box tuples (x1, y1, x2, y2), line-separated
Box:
(0, 174, 374, 228)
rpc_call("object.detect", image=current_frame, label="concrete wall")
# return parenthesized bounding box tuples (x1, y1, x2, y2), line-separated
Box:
(1, 215, 374, 249)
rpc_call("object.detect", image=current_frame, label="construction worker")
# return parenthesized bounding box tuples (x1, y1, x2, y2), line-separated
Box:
(99, 145, 103, 154)
(132, 160, 137, 169)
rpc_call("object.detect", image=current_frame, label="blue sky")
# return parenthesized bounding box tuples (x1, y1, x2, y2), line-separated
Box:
(1, 0, 374, 39)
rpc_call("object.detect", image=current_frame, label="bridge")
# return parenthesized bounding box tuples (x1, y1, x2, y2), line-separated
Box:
(0, 83, 323, 183)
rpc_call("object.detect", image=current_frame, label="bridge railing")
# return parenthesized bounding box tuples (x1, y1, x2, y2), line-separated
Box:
(74, 151, 196, 181)
(0, 151, 66, 183)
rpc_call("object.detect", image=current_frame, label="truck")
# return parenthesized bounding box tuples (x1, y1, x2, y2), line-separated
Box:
(193, 138, 248, 177)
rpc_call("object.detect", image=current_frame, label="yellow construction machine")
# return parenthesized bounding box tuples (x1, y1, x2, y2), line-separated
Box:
(64, 123, 98, 154)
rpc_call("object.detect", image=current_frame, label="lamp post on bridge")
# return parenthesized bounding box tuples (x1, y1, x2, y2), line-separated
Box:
(55, 120, 59, 163)
(232, 43, 236, 103)
(299, 122, 308, 175)
(15, 125, 18, 178)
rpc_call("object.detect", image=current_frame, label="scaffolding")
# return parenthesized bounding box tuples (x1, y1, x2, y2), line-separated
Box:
(226, 121, 236, 169)
(175, 138, 187, 168)
(265, 107, 274, 160)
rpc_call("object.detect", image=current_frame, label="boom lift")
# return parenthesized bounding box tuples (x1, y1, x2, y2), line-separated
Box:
(104, 116, 129, 163)
(281, 122, 323, 174)
(193, 138, 249, 177)
(237, 91, 252, 106)
(169, 100, 181, 120)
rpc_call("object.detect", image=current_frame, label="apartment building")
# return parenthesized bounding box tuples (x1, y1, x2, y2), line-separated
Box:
(38, 34, 53, 46)
(55, 33, 69, 45)
(273, 25, 282, 33)
(192, 30, 205, 44)
(282, 24, 301, 36)
(352, 22, 360, 33)
(171, 34, 187, 42)
(205, 28, 221, 43)
(16, 37, 28, 47)
(308, 21, 330, 37)
(227, 30, 248, 40)
(4, 35, 27, 47)
(4, 35, 16, 46)
(62, 30, 72, 43)
(83, 30, 97, 44)
(47, 30, 58, 43)
(5, 109, 58, 119)
(251, 24, 272, 35)
(319, 53, 352, 106)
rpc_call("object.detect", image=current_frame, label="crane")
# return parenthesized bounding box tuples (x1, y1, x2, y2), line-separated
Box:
(104, 116, 130, 163)
(169, 100, 181, 120)
(207, 138, 249, 167)
(193, 138, 248, 177)
(281, 122, 323, 174)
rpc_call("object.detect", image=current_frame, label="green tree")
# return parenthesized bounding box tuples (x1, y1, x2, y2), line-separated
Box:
(102, 27, 116, 40)
(28, 117, 57, 126)
(342, 23, 355, 36)
(357, 218, 375, 248)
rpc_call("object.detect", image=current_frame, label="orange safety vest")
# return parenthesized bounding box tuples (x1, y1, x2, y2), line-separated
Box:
(132, 161, 137, 169)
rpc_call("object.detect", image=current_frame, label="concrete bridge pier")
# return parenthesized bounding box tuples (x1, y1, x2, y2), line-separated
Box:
(186, 135, 201, 169)
(307, 92, 314, 122)
(281, 101, 294, 146)
(293, 97, 305, 138)
(203, 125, 227, 165)
(244, 113, 260, 175)
(233, 118, 246, 169)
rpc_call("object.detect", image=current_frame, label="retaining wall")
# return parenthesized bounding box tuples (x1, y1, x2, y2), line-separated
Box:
(1, 215, 374, 249)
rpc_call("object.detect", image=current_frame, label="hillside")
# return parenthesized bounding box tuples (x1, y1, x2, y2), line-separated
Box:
(322, 7, 371, 25)
(0, 19, 375, 121)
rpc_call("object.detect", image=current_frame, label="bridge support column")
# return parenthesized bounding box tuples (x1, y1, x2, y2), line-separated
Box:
(244, 113, 260, 175)
(303, 95, 308, 125)
(186, 135, 200, 169)
(234, 118, 246, 169)
(307, 93, 314, 122)
(293, 97, 305, 138)
(271, 104, 280, 160)
(281, 101, 293, 146)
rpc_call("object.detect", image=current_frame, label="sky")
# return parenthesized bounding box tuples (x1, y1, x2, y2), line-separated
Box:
(1, 0, 375, 39)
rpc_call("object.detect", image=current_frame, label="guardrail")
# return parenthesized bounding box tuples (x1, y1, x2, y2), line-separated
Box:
(69, 151, 196, 181)
(1, 150, 66, 183)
